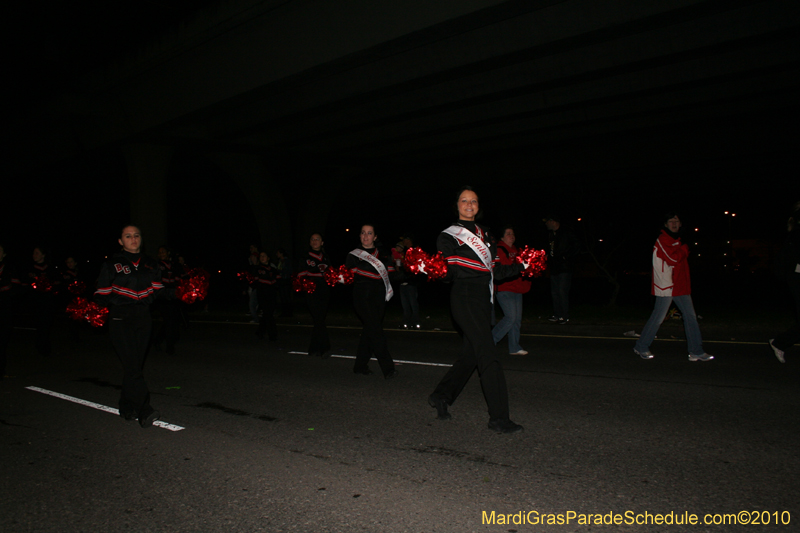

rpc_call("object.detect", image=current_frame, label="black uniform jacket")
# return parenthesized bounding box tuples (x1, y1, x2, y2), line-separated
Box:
(94, 252, 166, 309)
(437, 221, 523, 284)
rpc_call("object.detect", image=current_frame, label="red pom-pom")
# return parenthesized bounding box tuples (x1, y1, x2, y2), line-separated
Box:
(516, 247, 547, 278)
(403, 247, 428, 275)
(237, 271, 256, 284)
(404, 247, 447, 281)
(66, 297, 88, 321)
(66, 297, 108, 327)
(31, 275, 52, 292)
(292, 275, 317, 294)
(85, 302, 109, 327)
(175, 268, 210, 304)
(324, 265, 355, 286)
(68, 280, 87, 295)
(424, 252, 448, 281)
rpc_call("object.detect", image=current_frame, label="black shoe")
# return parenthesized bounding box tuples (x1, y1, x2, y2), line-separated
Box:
(488, 418, 523, 434)
(138, 407, 160, 428)
(320, 351, 331, 359)
(353, 368, 373, 375)
(384, 369, 397, 380)
(119, 410, 136, 421)
(308, 350, 321, 358)
(428, 394, 451, 420)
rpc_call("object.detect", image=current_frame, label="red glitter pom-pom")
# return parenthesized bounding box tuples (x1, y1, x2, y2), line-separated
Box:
(175, 268, 210, 304)
(31, 275, 52, 292)
(404, 248, 447, 281)
(403, 247, 428, 276)
(68, 280, 87, 295)
(516, 247, 547, 278)
(424, 252, 448, 281)
(66, 297, 108, 327)
(292, 275, 317, 294)
(324, 265, 355, 286)
(85, 302, 109, 327)
(237, 271, 256, 284)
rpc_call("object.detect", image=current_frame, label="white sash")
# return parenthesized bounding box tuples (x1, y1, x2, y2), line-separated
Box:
(349, 249, 394, 301)
(443, 225, 495, 303)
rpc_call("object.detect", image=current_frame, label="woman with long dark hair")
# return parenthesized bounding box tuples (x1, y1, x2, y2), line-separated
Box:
(428, 187, 526, 433)
(345, 224, 397, 378)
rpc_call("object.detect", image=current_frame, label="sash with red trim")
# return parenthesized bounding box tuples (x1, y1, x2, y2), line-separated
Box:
(349, 249, 393, 301)
(443, 225, 495, 303)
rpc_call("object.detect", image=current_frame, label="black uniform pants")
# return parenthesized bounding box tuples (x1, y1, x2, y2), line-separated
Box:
(352, 282, 395, 376)
(109, 306, 152, 416)
(433, 282, 510, 421)
(306, 284, 330, 355)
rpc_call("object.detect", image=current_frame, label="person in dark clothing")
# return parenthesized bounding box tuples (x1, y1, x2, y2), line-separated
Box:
(769, 201, 800, 363)
(428, 186, 528, 434)
(396, 234, 422, 329)
(94, 225, 171, 428)
(275, 248, 293, 317)
(252, 251, 280, 341)
(26, 246, 58, 355)
(1, 244, 23, 379)
(544, 216, 581, 324)
(298, 233, 331, 358)
(152, 245, 183, 354)
(345, 224, 397, 378)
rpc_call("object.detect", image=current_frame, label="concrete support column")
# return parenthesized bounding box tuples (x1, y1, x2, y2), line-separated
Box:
(123, 143, 173, 254)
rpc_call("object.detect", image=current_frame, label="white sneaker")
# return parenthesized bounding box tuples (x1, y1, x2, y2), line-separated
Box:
(634, 348, 654, 360)
(510, 350, 529, 356)
(769, 339, 785, 363)
(688, 353, 714, 362)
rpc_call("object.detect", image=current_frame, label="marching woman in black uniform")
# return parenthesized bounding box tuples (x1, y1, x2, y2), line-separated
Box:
(152, 245, 183, 354)
(298, 233, 331, 358)
(26, 246, 58, 356)
(345, 224, 397, 378)
(428, 186, 527, 433)
(252, 251, 280, 341)
(94, 225, 169, 428)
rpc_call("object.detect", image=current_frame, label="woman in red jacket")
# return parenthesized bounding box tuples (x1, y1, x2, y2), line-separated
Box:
(491, 226, 531, 355)
(633, 212, 713, 362)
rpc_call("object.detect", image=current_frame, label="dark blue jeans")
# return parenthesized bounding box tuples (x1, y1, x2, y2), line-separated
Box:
(550, 272, 572, 319)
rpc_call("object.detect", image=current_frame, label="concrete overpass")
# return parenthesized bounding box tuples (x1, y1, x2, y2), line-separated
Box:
(11, 0, 799, 253)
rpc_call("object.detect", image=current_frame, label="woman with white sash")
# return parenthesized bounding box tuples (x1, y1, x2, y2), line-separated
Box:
(428, 186, 526, 433)
(345, 224, 397, 378)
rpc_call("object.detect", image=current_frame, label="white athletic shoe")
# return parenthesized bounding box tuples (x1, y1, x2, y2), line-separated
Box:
(510, 350, 529, 356)
(688, 353, 714, 362)
(769, 339, 785, 363)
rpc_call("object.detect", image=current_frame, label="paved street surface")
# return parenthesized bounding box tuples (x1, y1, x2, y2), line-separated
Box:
(2, 316, 798, 532)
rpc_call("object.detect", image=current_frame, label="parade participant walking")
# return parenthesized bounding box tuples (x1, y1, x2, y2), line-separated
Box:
(634, 212, 713, 362)
(769, 201, 800, 363)
(544, 216, 581, 324)
(94, 225, 170, 428)
(252, 251, 280, 341)
(298, 233, 332, 358)
(153, 245, 183, 354)
(428, 187, 527, 433)
(345, 224, 397, 378)
(26, 246, 58, 356)
(491, 226, 532, 355)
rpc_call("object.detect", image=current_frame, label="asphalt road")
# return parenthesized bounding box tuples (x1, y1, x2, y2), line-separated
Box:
(2, 316, 798, 532)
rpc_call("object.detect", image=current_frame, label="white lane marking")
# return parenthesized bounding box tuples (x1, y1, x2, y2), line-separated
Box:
(25, 386, 185, 432)
(287, 351, 453, 368)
